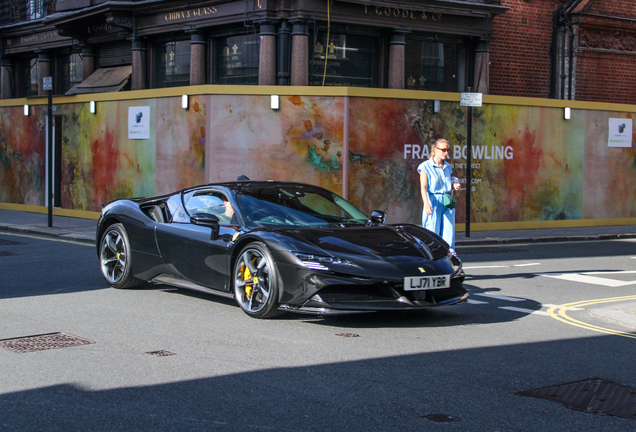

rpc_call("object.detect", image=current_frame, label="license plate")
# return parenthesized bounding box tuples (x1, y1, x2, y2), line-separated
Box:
(404, 275, 450, 291)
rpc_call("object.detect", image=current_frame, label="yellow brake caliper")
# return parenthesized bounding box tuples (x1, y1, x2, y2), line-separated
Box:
(240, 258, 259, 298)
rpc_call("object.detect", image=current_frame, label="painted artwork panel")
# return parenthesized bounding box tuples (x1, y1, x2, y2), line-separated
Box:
(0, 105, 46, 205)
(347, 98, 589, 225)
(207, 95, 345, 195)
(61, 100, 157, 211)
(155, 95, 206, 194)
(583, 111, 636, 218)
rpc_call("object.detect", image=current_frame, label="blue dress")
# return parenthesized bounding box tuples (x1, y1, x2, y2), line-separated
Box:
(417, 159, 456, 249)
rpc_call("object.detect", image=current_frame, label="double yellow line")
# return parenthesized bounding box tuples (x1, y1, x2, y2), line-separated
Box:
(547, 295, 636, 339)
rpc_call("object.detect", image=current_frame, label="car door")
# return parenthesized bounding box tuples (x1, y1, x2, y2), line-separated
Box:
(155, 190, 238, 291)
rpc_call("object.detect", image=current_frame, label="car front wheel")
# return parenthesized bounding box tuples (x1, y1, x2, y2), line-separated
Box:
(233, 242, 283, 319)
(99, 223, 145, 289)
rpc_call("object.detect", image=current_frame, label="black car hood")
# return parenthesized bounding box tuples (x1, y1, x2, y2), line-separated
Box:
(272, 225, 447, 263)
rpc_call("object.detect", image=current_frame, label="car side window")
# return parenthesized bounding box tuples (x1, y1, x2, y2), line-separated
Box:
(185, 191, 235, 224)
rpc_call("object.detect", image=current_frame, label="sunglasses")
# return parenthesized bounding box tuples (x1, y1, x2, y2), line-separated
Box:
(436, 147, 449, 152)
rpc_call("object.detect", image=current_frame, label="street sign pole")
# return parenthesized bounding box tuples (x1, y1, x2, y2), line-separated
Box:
(460, 91, 482, 238)
(44, 77, 53, 227)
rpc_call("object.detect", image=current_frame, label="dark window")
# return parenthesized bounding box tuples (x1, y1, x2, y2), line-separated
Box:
(16, 57, 38, 98)
(405, 36, 465, 92)
(310, 32, 379, 87)
(215, 35, 259, 85)
(0, 0, 56, 24)
(153, 40, 190, 88)
(56, 53, 83, 94)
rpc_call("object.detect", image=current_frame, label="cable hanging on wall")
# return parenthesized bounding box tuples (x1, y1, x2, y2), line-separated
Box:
(322, 0, 331, 86)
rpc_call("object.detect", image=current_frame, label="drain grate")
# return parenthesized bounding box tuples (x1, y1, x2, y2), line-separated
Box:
(0, 251, 20, 257)
(458, 247, 528, 255)
(335, 333, 361, 338)
(146, 350, 177, 357)
(0, 239, 26, 246)
(0, 332, 95, 353)
(516, 378, 636, 420)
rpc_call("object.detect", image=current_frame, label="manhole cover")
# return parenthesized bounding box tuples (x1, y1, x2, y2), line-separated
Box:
(0, 251, 20, 257)
(516, 378, 636, 420)
(0, 332, 95, 353)
(146, 350, 177, 357)
(458, 247, 528, 255)
(0, 239, 26, 246)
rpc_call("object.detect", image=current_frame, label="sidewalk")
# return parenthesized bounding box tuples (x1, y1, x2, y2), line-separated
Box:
(1, 208, 635, 246)
(2, 207, 636, 329)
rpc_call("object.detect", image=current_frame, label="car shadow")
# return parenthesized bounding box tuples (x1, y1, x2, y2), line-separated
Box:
(147, 279, 545, 328)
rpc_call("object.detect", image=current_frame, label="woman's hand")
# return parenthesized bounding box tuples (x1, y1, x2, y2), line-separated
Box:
(424, 202, 433, 215)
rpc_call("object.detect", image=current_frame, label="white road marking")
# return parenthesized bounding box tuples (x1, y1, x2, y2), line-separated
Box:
(537, 272, 636, 287)
(464, 263, 541, 269)
(473, 293, 526, 302)
(498, 306, 549, 316)
(467, 299, 488, 305)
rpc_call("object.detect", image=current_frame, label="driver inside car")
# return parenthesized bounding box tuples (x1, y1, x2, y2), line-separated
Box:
(188, 194, 237, 224)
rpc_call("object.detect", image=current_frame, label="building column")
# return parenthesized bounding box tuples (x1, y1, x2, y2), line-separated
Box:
(1, 58, 12, 99)
(37, 52, 51, 96)
(388, 29, 410, 89)
(189, 30, 206, 86)
(81, 46, 96, 80)
(290, 18, 309, 86)
(277, 20, 291, 85)
(132, 39, 147, 90)
(257, 20, 278, 86)
(473, 37, 490, 94)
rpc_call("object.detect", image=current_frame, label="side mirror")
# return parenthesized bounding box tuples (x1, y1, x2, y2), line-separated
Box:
(370, 211, 386, 226)
(191, 213, 220, 240)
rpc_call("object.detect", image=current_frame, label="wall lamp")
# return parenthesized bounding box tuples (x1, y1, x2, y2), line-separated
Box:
(89, 101, 96, 114)
(182, 95, 189, 109)
(23, 104, 29, 116)
(564, 107, 571, 120)
(271, 95, 279, 110)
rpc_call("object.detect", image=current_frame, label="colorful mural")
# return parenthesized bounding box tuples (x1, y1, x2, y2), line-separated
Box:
(1, 91, 635, 227)
(348, 97, 636, 225)
(206, 95, 345, 195)
(59, 97, 206, 211)
(0, 105, 46, 205)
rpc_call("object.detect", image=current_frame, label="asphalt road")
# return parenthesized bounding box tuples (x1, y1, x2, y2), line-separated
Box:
(1, 232, 635, 431)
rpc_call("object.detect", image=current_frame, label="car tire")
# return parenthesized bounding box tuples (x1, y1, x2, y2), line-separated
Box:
(233, 242, 283, 319)
(99, 223, 145, 289)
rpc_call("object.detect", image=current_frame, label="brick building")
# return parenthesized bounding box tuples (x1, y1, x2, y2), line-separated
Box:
(1, 1, 634, 104)
(490, 0, 636, 104)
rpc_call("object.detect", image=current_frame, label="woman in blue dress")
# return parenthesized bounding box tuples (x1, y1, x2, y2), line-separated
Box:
(417, 138, 461, 252)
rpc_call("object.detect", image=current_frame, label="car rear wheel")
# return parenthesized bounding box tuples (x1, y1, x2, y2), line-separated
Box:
(233, 242, 283, 319)
(99, 223, 145, 289)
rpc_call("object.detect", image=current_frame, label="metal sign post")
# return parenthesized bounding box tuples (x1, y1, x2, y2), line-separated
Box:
(43, 76, 53, 227)
(460, 92, 482, 238)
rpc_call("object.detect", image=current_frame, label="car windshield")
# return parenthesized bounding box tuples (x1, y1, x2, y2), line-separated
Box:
(236, 184, 369, 228)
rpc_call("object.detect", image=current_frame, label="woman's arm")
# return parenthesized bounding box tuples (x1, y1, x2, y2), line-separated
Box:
(420, 171, 432, 215)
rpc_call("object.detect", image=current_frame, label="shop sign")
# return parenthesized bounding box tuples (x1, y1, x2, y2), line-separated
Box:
(128, 107, 150, 140)
(608, 118, 633, 148)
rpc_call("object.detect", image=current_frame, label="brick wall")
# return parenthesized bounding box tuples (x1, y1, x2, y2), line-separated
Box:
(490, 0, 636, 103)
(585, 0, 636, 15)
(490, 0, 559, 98)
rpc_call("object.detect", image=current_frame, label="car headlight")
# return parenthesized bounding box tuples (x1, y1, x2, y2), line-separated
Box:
(448, 250, 463, 277)
(292, 252, 357, 271)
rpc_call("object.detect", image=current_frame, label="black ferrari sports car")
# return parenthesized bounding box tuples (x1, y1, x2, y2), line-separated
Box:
(96, 178, 467, 318)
